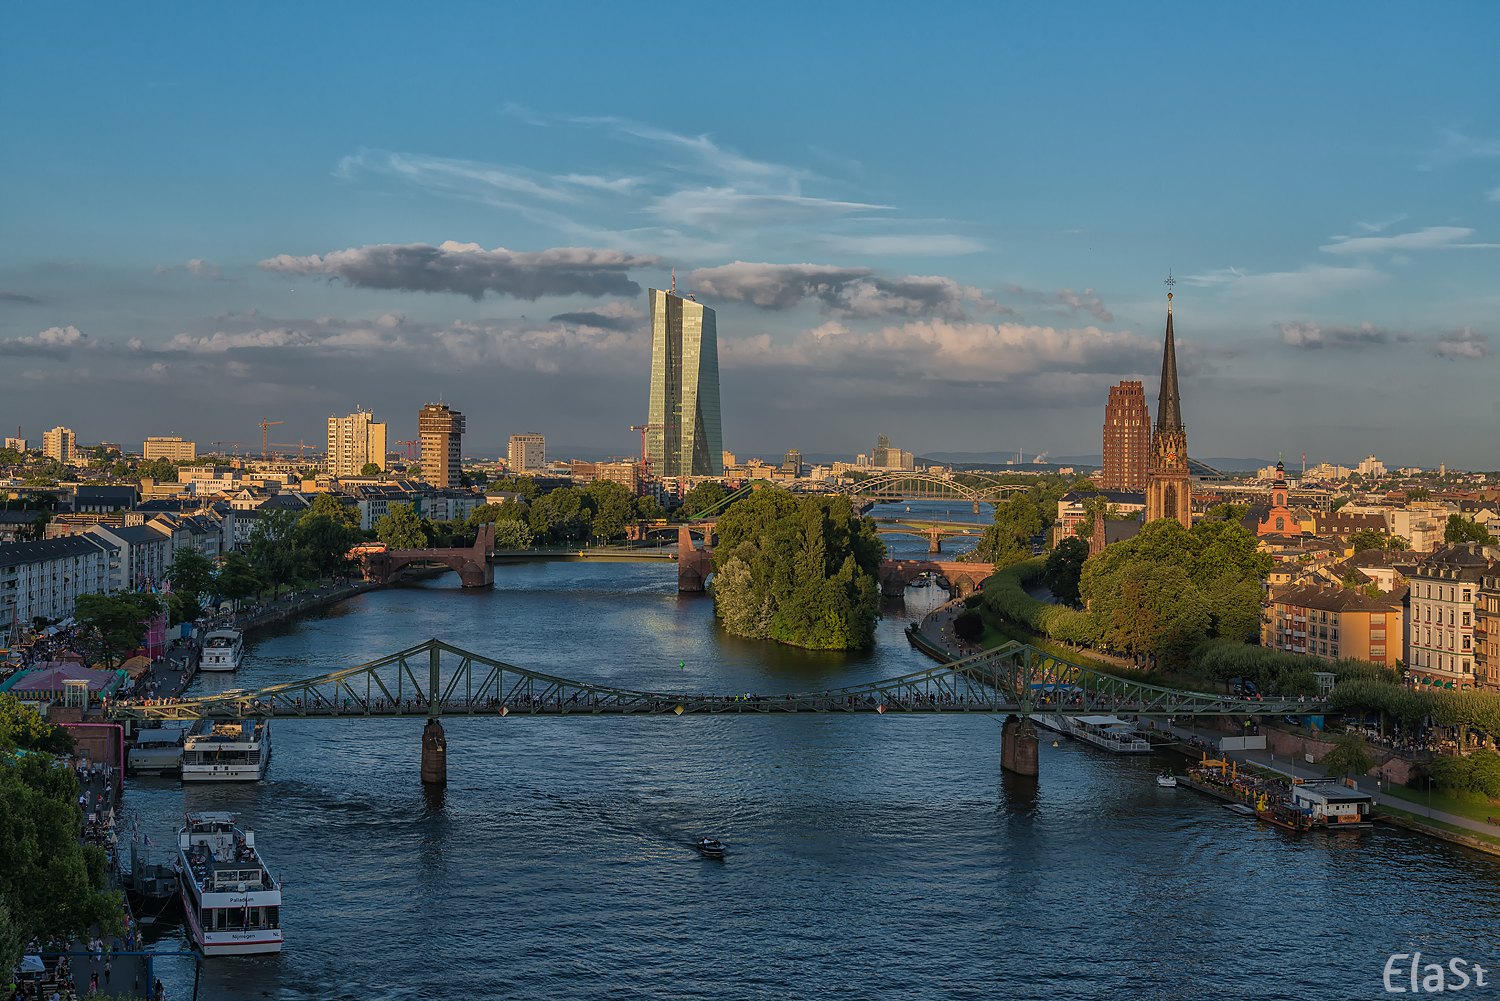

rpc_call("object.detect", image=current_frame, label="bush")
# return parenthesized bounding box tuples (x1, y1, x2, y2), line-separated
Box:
(953, 611, 983, 641)
(981, 559, 1096, 644)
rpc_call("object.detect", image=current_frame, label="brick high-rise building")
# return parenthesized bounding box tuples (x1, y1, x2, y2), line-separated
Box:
(1100, 381, 1150, 491)
(418, 403, 465, 488)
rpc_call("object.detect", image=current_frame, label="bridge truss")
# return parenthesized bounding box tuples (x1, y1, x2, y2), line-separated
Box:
(832, 471, 1033, 506)
(107, 639, 1328, 722)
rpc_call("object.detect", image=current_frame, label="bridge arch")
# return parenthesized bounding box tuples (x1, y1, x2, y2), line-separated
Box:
(837, 471, 1032, 508)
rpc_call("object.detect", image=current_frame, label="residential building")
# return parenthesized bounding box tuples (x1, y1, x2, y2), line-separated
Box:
(89, 524, 173, 591)
(572, 461, 645, 494)
(1055, 490, 1146, 539)
(1262, 582, 1403, 664)
(74, 485, 139, 513)
(1306, 462, 1352, 480)
(148, 512, 223, 559)
(0, 511, 41, 544)
(5, 437, 27, 452)
(419, 403, 465, 488)
(143, 436, 197, 462)
(1312, 511, 1389, 540)
(1388, 504, 1450, 552)
(645, 287, 723, 477)
(1143, 293, 1191, 529)
(722, 451, 736, 469)
(1357, 455, 1387, 478)
(1476, 570, 1500, 691)
(346, 481, 431, 532)
(1100, 380, 1151, 492)
(43, 427, 76, 464)
(1406, 544, 1494, 689)
(424, 490, 483, 524)
(326, 410, 388, 477)
(0, 534, 120, 625)
(508, 433, 545, 473)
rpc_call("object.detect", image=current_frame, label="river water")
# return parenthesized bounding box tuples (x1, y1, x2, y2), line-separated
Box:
(126, 503, 1500, 1000)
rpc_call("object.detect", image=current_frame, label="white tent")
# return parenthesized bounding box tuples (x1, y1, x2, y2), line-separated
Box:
(20, 955, 45, 973)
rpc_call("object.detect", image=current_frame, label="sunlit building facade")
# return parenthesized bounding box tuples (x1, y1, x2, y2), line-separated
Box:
(646, 288, 722, 478)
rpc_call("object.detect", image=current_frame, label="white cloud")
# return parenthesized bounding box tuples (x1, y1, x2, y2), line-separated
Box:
(0, 325, 89, 357)
(688, 261, 1013, 319)
(1420, 130, 1500, 170)
(1320, 226, 1500, 254)
(1429, 327, 1491, 360)
(1183, 265, 1382, 299)
(644, 188, 889, 231)
(154, 259, 226, 280)
(1276, 321, 1392, 350)
(808, 234, 986, 256)
(259, 241, 659, 300)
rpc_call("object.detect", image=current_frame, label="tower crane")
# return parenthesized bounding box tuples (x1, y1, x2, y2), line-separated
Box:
(257, 420, 283, 461)
(630, 423, 677, 477)
(210, 441, 243, 458)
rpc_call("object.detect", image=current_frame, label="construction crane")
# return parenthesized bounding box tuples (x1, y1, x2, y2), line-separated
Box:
(267, 441, 315, 463)
(210, 441, 242, 458)
(395, 440, 420, 461)
(630, 423, 677, 477)
(257, 421, 283, 460)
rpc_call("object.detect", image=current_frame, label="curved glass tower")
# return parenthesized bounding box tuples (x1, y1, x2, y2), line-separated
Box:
(646, 288, 723, 477)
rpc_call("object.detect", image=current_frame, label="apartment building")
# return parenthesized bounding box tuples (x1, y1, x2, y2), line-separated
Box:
(143, 436, 197, 462)
(42, 427, 76, 464)
(327, 410, 387, 477)
(1261, 582, 1403, 665)
(89, 524, 173, 590)
(508, 433, 545, 473)
(1406, 544, 1494, 689)
(0, 535, 120, 625)
(419, 404, 465, 487)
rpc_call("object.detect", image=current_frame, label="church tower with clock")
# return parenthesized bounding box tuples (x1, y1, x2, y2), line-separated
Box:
(1145, 286, 1192, 530)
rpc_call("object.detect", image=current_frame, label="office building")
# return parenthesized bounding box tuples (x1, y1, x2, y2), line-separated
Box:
(143, 436, 198, 462)
(645, 287, 723, 477)
(418, 403, 465, 488)
(782, 449, 803, 477)
(43, 427, 76, 465)
(1100, 381, 1151, 492)
(1144, 293, 1191, 529)
(327, 410, 388, 477)
(508, 433, 546, 473)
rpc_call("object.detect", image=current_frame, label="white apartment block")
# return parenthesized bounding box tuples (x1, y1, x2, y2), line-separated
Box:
(0, 535, 120, 625)
(4, 437, 26, 452)
(508, 434, 545, 472)
(143, 436, 197, 462)
(43, 427, 76, 464)
(1406, 545, 1495, 689)
(1357, 455, 1386, 478)
(89, 524, 173, 590)
(327, 411, 388, 477)
(1387, 504, 1452, 553)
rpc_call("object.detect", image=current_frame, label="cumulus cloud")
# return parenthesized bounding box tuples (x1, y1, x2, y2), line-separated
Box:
(0, 325, 89, 358)
(1276, 321, 1393, 350)
(1429, 327, 1491, 360)
(155, 259, 227, 280)
(548, 300, 645, 331)
(687, 262, 1010, 318)
(1048, 287, 1113, 322)
(1320, 226, 1500, 254)
(259, 241, 660, 300)
(720, 318, 1163, 383)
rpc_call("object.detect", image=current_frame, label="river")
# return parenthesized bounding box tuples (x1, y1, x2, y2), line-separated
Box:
(127, 502, 1500, 1000)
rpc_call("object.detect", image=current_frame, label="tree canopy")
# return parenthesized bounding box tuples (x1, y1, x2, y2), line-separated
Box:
(1348, 528, 1391, 553)
(1445, 514, 1496, 545)
(1041, 536, 1089, 608)
(1080, 518, 1272, 667)
(375, 502, 427, 550)
(972, 495, 1044, 568)
(711, 490, 885, 649)
(359, 462, 382, 476)
(73, 592, 165, 667)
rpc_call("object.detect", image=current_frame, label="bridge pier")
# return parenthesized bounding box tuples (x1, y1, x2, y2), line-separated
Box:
(928, 532, 942, 554)
(973, 501, 980, 515)
(420, 718, 447, 784)
(1000, 714, 1039, 776)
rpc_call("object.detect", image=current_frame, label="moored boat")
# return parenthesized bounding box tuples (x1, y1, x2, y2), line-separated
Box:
(1044, 714, 1154, 754)
(200, 629, 244, 672)
(177, 812, 283, 955)
(182, 718, 270, 782)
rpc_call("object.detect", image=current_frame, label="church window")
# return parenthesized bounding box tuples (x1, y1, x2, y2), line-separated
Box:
(1275, 517, 1284, 531)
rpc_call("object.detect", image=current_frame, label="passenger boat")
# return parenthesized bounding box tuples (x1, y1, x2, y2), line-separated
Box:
(1156, 770, 1178, 788)
(695, 838, 726, 858)
(182, 719, 270, 782)
(126, 725, 189, 777)
(1040, 714, 1154, 754)
(177, 812, 283, 955)
(200, 629, 244, 672)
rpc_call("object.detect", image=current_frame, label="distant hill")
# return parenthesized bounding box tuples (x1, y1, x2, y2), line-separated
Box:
(920, 451, 1269, 473)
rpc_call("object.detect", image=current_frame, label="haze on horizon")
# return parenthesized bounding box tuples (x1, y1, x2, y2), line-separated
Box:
(2, 4, 1498, 468)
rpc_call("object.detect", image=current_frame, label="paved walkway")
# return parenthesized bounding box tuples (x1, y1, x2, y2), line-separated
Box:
(1157, 720, 1499, 839)
(918, 597, 978, 659)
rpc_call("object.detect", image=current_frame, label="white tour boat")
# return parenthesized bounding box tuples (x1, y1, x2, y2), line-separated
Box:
(200, 629, 244, 672)
(177, 812, 283, 955)
(1037, 714, 1154, 754)
(182, 719, 271, 782)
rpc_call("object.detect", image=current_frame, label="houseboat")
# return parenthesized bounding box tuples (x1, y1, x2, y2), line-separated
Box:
(200, 629, 244, 672)
(1035, 714, 1154, 754)
(126, 725, 189, 777)
(182, 718, 270, 782)
(177, 812, 283, 955)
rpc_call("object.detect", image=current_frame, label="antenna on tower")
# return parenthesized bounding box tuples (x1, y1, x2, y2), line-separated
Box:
(671, 268, 676, 295)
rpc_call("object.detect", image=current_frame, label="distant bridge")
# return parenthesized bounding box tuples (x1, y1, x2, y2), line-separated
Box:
(873, 519, 986, 553)
(826, 471, 1033, 510)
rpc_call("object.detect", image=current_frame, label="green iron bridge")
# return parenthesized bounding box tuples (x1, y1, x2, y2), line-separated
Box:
(108, 638, 1328, 723)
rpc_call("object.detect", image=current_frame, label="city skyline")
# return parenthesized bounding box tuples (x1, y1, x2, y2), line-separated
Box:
(3, 7, 1499, 466)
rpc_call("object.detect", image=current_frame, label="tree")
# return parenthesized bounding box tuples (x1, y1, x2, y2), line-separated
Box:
(295, 512, 361, 577)
(492, 520, 533, 549)
(1041, 536, 1089, 607)
(1445, 514, 1495, 545)
(374, 502, 427, 550)
(528, 488, 591, 543)
(73, 592, 164, 667)
(584, 479, 635, 542)
(166, 547, 215, 609)
(360, 462, 382, 476)
(974, 495, 1043, 568)
(633, 494, 663, 521)
(711, 489, 885, 650)
(1320, 732, 1374, 779)
(1349, 528, 1389, 553)
(680, 481, 729, 517)
(248, 509, 310, 598)
(138, 458, 178, 482)
(1407, 487, 1432, 501)
(1388, 535, 1412, 551)
(0, 695, 74, 754)
(215, 552, 263, 604)
(1206, 503, 1250, 522)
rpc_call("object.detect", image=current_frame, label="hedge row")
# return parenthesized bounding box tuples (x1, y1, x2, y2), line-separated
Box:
(980, 559, 1096, 644)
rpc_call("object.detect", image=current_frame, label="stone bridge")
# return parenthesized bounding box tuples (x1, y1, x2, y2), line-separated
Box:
(363, 524, 495, 587)
(878, 558, 994, 598)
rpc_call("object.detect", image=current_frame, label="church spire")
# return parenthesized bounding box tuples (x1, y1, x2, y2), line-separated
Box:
(1156, 281, 1182, 431)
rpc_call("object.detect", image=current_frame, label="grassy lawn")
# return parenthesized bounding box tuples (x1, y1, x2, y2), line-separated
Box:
(1381, 782, 1500, 827)
(1377, 803, 1500, 850)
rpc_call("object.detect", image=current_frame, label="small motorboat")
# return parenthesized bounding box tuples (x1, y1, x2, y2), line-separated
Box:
(695, 838, 726, 858)
(1156, 770, 1178, 788)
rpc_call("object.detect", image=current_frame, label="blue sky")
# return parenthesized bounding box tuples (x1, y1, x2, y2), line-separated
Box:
(3, 3, 1498, 467)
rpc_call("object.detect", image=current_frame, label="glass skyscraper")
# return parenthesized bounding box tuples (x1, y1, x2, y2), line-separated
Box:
(646, 288, 723, 477)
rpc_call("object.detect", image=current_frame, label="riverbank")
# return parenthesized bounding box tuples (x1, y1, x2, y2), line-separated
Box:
(231, 577, 383, 635)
